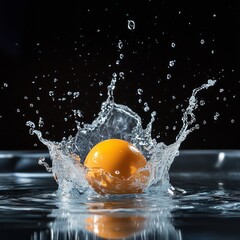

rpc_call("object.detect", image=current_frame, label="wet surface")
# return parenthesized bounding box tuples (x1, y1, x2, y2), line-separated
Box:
(0, 150, 240, 240)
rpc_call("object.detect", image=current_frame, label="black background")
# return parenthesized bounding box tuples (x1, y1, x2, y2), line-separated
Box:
(0, 0, 239, 150)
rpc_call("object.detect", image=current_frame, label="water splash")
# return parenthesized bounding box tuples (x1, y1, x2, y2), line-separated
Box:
(27, 77, 216, 196)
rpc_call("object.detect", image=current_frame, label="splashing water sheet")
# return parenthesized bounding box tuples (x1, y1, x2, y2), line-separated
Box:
(26, 75, 216, 197)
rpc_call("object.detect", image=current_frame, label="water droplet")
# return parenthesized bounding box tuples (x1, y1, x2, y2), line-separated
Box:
(200, 100, 205, 106)
(99, 81, 103, 86)
(169, 60, 176, 67)
(49, 91, 54, 96)
(195, 124, 200, 129)
(143, 102, 150, 112)
(219, 88, 224, 93)
(118, 40, 123, 49)
(200, 39, 205, 44)
(3, 83, 8, 87)
(72, 109, 83, 118)
(171, 42, 176, 48)
(119, 72, 125, 79)
(73, 92, 80, 98)
(16, 108, 20, 113)
(231, 119, 235, 123)
(127, 20, 135, 30)
(137, 88, 143, 95)
(38, 117, 44, 127)
(214, 112, 220, 120)
(167, 74, 171, 79)
(151, 111, 156, 118)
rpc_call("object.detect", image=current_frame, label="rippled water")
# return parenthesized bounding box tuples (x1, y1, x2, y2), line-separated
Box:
(0, 151, 240, 239)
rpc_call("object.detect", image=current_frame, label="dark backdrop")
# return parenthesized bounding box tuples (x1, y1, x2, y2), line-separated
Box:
(0, 0, 239, 150)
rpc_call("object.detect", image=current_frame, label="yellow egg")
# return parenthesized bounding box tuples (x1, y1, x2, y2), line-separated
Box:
(84, 139, 149, 194)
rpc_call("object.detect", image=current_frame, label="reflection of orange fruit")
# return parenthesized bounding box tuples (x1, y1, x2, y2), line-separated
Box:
(85, 215, 145, 239)
(84, 139, 149, 194)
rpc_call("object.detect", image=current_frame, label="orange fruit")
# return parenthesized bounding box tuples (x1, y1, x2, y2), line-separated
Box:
(84, 139, 149, 194)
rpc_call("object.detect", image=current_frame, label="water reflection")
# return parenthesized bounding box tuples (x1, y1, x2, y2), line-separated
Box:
(32, 194, 182, 240)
